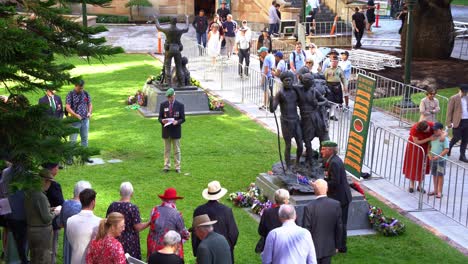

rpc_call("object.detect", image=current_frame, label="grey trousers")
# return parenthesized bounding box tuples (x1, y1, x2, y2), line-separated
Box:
(27, 225, 52, 264)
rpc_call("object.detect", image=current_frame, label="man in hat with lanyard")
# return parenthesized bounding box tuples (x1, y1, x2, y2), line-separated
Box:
(158, 88, 185, 173)
(235, 27, 251, 78)
(191, 214, 232, 264)
(192, 181, 238, 263)
(39, 85, 63, 119)
(320, 141, 351, 253)
(324, 54, 347, 121)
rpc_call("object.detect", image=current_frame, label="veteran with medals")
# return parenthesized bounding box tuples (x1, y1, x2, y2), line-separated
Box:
(158, 88, 185, 173)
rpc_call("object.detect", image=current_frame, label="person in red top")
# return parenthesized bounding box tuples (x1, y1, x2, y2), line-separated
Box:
(86, 212, 127, 264)
(403, 121, 437, 193)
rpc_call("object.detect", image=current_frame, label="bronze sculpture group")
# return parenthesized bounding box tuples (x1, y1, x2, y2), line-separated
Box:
(270, 71, 330, 171)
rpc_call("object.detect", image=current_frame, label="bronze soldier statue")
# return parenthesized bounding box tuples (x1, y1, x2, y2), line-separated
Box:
(270, 71, 304, 169)
(155, 17, 189, 87)
(296, 73, 329, 166)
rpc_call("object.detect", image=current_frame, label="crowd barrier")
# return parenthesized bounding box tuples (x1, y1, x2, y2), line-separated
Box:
(181, 38, 467, 227)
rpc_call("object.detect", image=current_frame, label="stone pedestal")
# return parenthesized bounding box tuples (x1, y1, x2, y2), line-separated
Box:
(139, 83, 221, 117)
(256, 173, 371, 230)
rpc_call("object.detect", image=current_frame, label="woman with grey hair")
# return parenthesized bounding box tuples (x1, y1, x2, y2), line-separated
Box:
(256, 188, 290, 253)
(148, 230, 184, 264)
(58, 180, 92, 264)
(106, 182, 149, 260)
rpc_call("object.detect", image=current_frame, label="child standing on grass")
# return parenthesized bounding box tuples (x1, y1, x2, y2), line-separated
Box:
(428, 122, 449, 199)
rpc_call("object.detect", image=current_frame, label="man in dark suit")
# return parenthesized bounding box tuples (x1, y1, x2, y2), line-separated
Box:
(257, 188, 289, 252)
(192, 181, 239, 263)
(158, 88, 185, 173)
(304, 179, 343, 264)
(38, 88, 63, 119)
(320, 140, 352, 253)
(191, 214, 232, 264)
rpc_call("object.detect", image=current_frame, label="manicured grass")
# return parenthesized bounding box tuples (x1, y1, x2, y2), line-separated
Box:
(373, 87, 459, 124)
(453, 0, 468, 6)
(13, 54, 468, 263)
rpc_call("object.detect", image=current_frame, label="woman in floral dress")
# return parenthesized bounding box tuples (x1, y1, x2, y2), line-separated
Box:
(86, 212, 127, 264)
(147, 188, 190, 261)
(107, 182, 149, 260)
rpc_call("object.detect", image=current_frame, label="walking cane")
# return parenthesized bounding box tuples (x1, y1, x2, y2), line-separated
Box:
(269, 79, 287, 175)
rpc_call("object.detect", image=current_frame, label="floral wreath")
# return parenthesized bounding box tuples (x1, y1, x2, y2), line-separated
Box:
(368, 206, 406, 236)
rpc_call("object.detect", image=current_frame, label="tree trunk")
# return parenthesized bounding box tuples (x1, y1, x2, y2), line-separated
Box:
(401, 0, 455, 59)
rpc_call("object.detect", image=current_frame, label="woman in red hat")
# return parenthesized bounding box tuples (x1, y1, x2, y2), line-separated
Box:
(147, 188, 190, 261)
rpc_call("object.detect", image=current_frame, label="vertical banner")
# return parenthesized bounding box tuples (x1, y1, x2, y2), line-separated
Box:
(344, 74, 376, 179)
(218, 0, 231, 10)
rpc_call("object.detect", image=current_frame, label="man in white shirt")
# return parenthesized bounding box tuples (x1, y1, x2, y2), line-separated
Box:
(235, 27, 251, 77)
(268, 1, 281, 35)
(66, 188, 101, 264)
(262, 204, 317, 264)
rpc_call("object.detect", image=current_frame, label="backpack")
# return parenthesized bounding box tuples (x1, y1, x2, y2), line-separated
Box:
(292, 50, 306, 70)
(65, 90, 89, 117)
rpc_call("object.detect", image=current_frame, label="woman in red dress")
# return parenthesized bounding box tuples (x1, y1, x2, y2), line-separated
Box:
(403, 121, 436, 193)
(86, 212, 127, 264)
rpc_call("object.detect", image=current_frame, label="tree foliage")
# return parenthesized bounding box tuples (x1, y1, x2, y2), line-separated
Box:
(125, 0, 152, 21)
(0, 0, 123, 190)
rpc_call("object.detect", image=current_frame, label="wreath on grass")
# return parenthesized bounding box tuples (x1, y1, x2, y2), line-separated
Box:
(368, 206, 406, 236)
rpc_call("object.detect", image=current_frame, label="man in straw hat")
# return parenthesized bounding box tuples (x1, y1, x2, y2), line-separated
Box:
(320, 141, 351, 253)
(191, 214, 232, 264)
(158, 88, 185, 173)
(192, 181, 238, 263)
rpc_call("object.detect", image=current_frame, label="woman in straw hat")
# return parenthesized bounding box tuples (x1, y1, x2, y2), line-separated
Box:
(147, 188, 190, 260)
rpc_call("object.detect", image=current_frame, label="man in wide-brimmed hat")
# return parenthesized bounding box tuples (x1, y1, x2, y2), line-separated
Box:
(191, 214, 232, 264)
(192, 181, 238, 263)
(147, 187, 190, 259)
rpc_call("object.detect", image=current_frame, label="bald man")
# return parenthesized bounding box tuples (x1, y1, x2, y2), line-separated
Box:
(303, 180, 343, 264)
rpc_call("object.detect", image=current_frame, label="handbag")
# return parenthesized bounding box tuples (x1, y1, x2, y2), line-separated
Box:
(255, 236, 266, 253)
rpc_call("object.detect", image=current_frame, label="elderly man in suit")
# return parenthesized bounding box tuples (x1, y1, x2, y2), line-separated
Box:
(320, 141, 352, 253)
(191, 214, 232, 264)
(192, 181, 239, 263)
(158, 88, 185, 173)
(446, 84, 468, 163)
(304, 179, 343, 264)
(39, 88, 63, 119)
(257, 189, 289, 252)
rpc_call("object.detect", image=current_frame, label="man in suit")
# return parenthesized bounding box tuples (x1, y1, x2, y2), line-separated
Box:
(320, 141, 351, 253)
(304, 179, 343, 264)
(158, 88, 185, 173)
(446, 84, 468, 163)
(258, 189, 289, 252)
(191, 214, 232, 264)
(192, 181, 239, 263)
(39, 88, 63, 119)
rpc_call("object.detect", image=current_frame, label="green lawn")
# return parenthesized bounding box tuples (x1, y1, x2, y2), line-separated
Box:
(373, 87, 459, 125)
(13, 54, 468, 263)
(453, 0, 468, 6)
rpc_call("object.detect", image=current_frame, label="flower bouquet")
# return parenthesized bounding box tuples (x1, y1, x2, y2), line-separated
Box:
(368, 206, 406, 236)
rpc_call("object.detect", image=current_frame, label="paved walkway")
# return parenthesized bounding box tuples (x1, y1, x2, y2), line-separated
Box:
(97, 24, 468, 252)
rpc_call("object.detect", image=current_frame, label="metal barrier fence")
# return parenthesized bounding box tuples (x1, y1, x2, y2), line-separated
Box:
(301, 21, 353, 48)
(424, 155, 468, 227)
(365, 72, 449, 126)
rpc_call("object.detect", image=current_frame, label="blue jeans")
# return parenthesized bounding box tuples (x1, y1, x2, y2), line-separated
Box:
(70, 118, 89, 147)
(269, 24, 276, 35)
(196, 32, 207, 48)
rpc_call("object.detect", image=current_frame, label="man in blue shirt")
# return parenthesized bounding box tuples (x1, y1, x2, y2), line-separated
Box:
(289, 42, 306, 73)
(222, 14, 237, 59)
(259, 46, 276, 110)
(262, 204, 317, 264)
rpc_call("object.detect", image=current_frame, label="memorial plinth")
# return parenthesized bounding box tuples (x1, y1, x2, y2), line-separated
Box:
(139, 84, 222, 117)
(256, 172, 371, 230)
